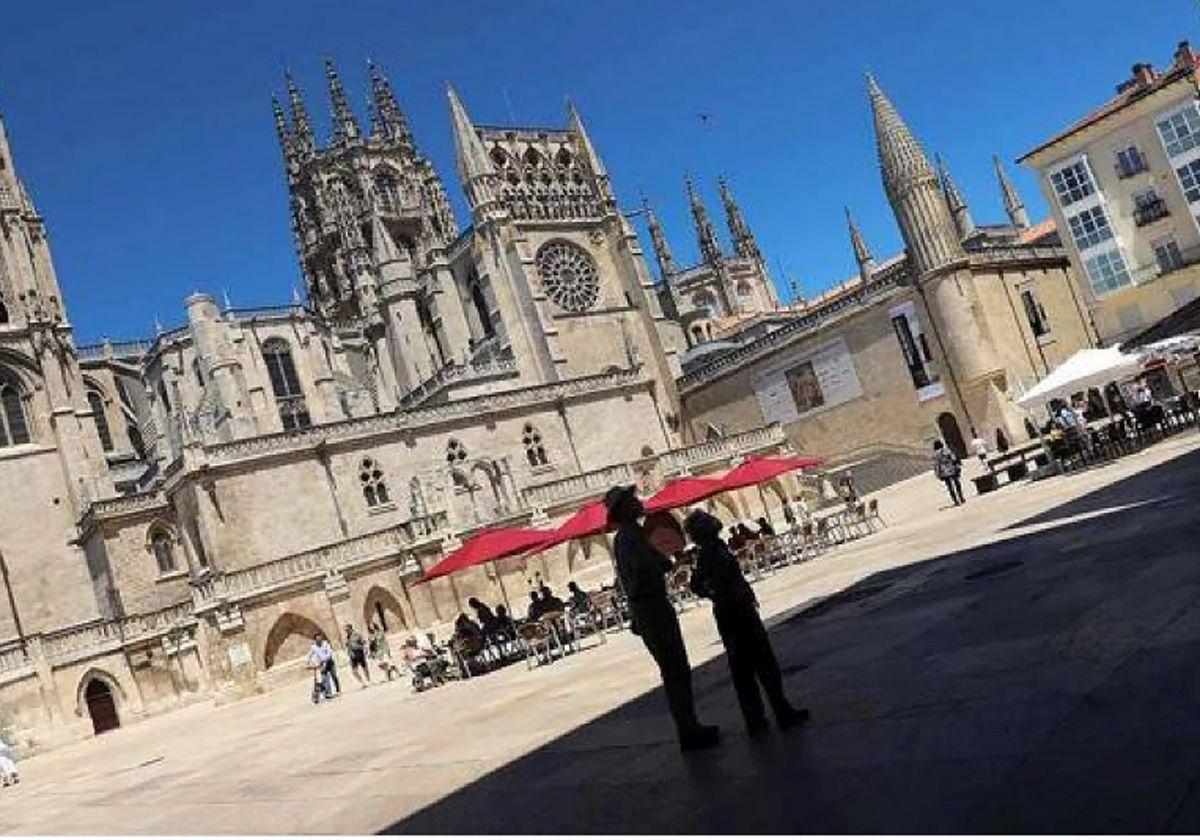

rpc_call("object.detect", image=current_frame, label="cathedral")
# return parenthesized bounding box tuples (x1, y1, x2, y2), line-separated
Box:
(0, 61, 1097, 752)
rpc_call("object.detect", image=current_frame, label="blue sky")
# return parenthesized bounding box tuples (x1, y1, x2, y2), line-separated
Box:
(0, 0, 1196, 342)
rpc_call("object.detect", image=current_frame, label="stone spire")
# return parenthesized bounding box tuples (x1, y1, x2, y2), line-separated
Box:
(447, 85, 500, 218)
(686, 175, 723, 265)
(844, 206, 876, 281)
(994, 155, 1030, 229)
(566, 100, 615, 209)
(935, 153, 976, 240)
(367, 60, 413, 148)
(717, 175, 761, 262)
(324, 58, 361, 145)
(641, 192, 678, 281)
(867, 73, 965, 277)
(285, 71, 315, 159)
(271, 94, 294, 166)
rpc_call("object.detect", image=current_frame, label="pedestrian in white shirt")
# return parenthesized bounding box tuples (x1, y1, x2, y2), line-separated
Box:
(0, 736, 18, 786)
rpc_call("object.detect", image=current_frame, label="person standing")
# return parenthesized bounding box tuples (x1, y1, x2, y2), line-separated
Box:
(932, 440, 965, 506)
(308, 632, 338, 700)
(605, 484, 719, 752)
(684, 509, 809, 736)
(344, 624, 371, 688)
(368, 623, 399, 681)
(0, 734, 19, 786)
(970, 431, 989, 466)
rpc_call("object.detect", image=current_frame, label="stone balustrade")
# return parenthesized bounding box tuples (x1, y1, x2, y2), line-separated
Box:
(192, 513, 442, 608)
(520, 462, 635, 510)
(205, 367, 646, 466)
(658, 424, 787, 474)
(399, 354, 519, 409)
(42, 620, 124, 664)
(76, 338, 156, 361)
(0, 639, 29, 676)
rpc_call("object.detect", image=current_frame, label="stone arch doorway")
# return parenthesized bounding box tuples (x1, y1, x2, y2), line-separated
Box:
(263, 612, 327, 670)
(363, 586, 406, 633)
(84, 677, 120, 735)
(936, 412, 968, 459)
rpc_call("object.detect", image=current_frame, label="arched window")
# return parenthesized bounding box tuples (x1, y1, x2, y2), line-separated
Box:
(446, 439, 467, 465)
(0, 368, 30, 447)
(469, 276, 495, 339)
(262, 338, 311, 431)
(375, 172, 401, 212)
(127, 424, 146, 459)
(416, 299, 447, 368)
(359, 457, 389, 508)
(522, 423, 548, 467)
(149, 528, 177, 574)
(0, 301, 8, 324)
(87, 390, 113, 452)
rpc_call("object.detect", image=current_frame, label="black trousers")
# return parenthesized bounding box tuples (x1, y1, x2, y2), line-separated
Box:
(324, 659, 341, 693)
(715, 603, 793, 726)
(632, 601, 701, 738)
(942, 475, 964, 504)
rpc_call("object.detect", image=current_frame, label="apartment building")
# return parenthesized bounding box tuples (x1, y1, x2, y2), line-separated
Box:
(1020, 40, 1200, 345)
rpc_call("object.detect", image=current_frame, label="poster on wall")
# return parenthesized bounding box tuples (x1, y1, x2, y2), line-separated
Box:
(753, 336, 864, 425)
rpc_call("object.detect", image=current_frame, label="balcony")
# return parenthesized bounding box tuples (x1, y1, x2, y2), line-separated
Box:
(1133, 196, 1170, 227)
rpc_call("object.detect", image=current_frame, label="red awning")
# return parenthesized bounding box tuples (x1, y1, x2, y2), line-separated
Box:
(524, 500, 612, 557)
(717, 454, 822, 492)
(420, 526, 552, 583)
(644, 476, 727, 513)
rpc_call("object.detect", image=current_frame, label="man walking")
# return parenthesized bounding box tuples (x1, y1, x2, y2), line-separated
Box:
(932, 440, 965, 506)
(605, 484, 719, 752)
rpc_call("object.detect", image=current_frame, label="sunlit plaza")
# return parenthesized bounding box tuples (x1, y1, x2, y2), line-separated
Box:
(3, 432, 1199, 833)
(4, 2, 1200, 835)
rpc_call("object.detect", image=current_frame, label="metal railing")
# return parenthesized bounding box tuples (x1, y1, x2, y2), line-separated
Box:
(1134, 197, 1170, 227)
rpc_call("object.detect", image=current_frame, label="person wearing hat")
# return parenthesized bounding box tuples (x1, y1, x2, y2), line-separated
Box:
(605, 484, 720, 752)
(684, 509, 809, 736)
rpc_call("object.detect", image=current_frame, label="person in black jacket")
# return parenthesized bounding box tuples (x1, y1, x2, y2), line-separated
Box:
(684, 509, 809, 736)
(606, 484, 720, 752)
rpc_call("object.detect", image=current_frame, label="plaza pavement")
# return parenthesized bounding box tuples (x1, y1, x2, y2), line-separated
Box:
(4, 431, 1200, 834)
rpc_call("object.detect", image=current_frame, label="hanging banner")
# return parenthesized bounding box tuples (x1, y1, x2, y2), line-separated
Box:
(753, 336, 864, 425)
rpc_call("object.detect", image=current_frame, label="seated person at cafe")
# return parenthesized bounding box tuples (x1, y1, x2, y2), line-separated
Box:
(567, 581, 592, 614)
(453, 612, 483, 644)
(526, 589, 545, 621)
(468, 597, 500, 640)
(494, 604, 517, 640)
(755, 516, 775, 538)
(539, 584, 566, 614)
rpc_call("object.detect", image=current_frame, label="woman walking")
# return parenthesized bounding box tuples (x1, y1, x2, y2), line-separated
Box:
(684, 509, 809, 737)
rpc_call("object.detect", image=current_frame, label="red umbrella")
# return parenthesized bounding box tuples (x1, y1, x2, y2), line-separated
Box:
(644, 475, 727, 513)
(420, 526, 552, 584)
(718, 454, 822, 493)
(524, 500, 612, 556)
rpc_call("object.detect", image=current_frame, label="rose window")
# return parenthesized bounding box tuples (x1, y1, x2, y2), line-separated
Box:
(535, 241, 600, 313)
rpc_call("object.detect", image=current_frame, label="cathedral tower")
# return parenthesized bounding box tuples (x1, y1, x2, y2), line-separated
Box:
(276, 61, 470, 400)
(868, 74, 1003, 432)
(844, 206, 876, 281)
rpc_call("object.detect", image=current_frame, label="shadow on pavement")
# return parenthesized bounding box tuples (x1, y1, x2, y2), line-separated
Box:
(384, 447, 1200, 834)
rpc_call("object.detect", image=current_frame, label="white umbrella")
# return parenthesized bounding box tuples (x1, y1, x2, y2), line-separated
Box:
(1015, 347, 1144, 410)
